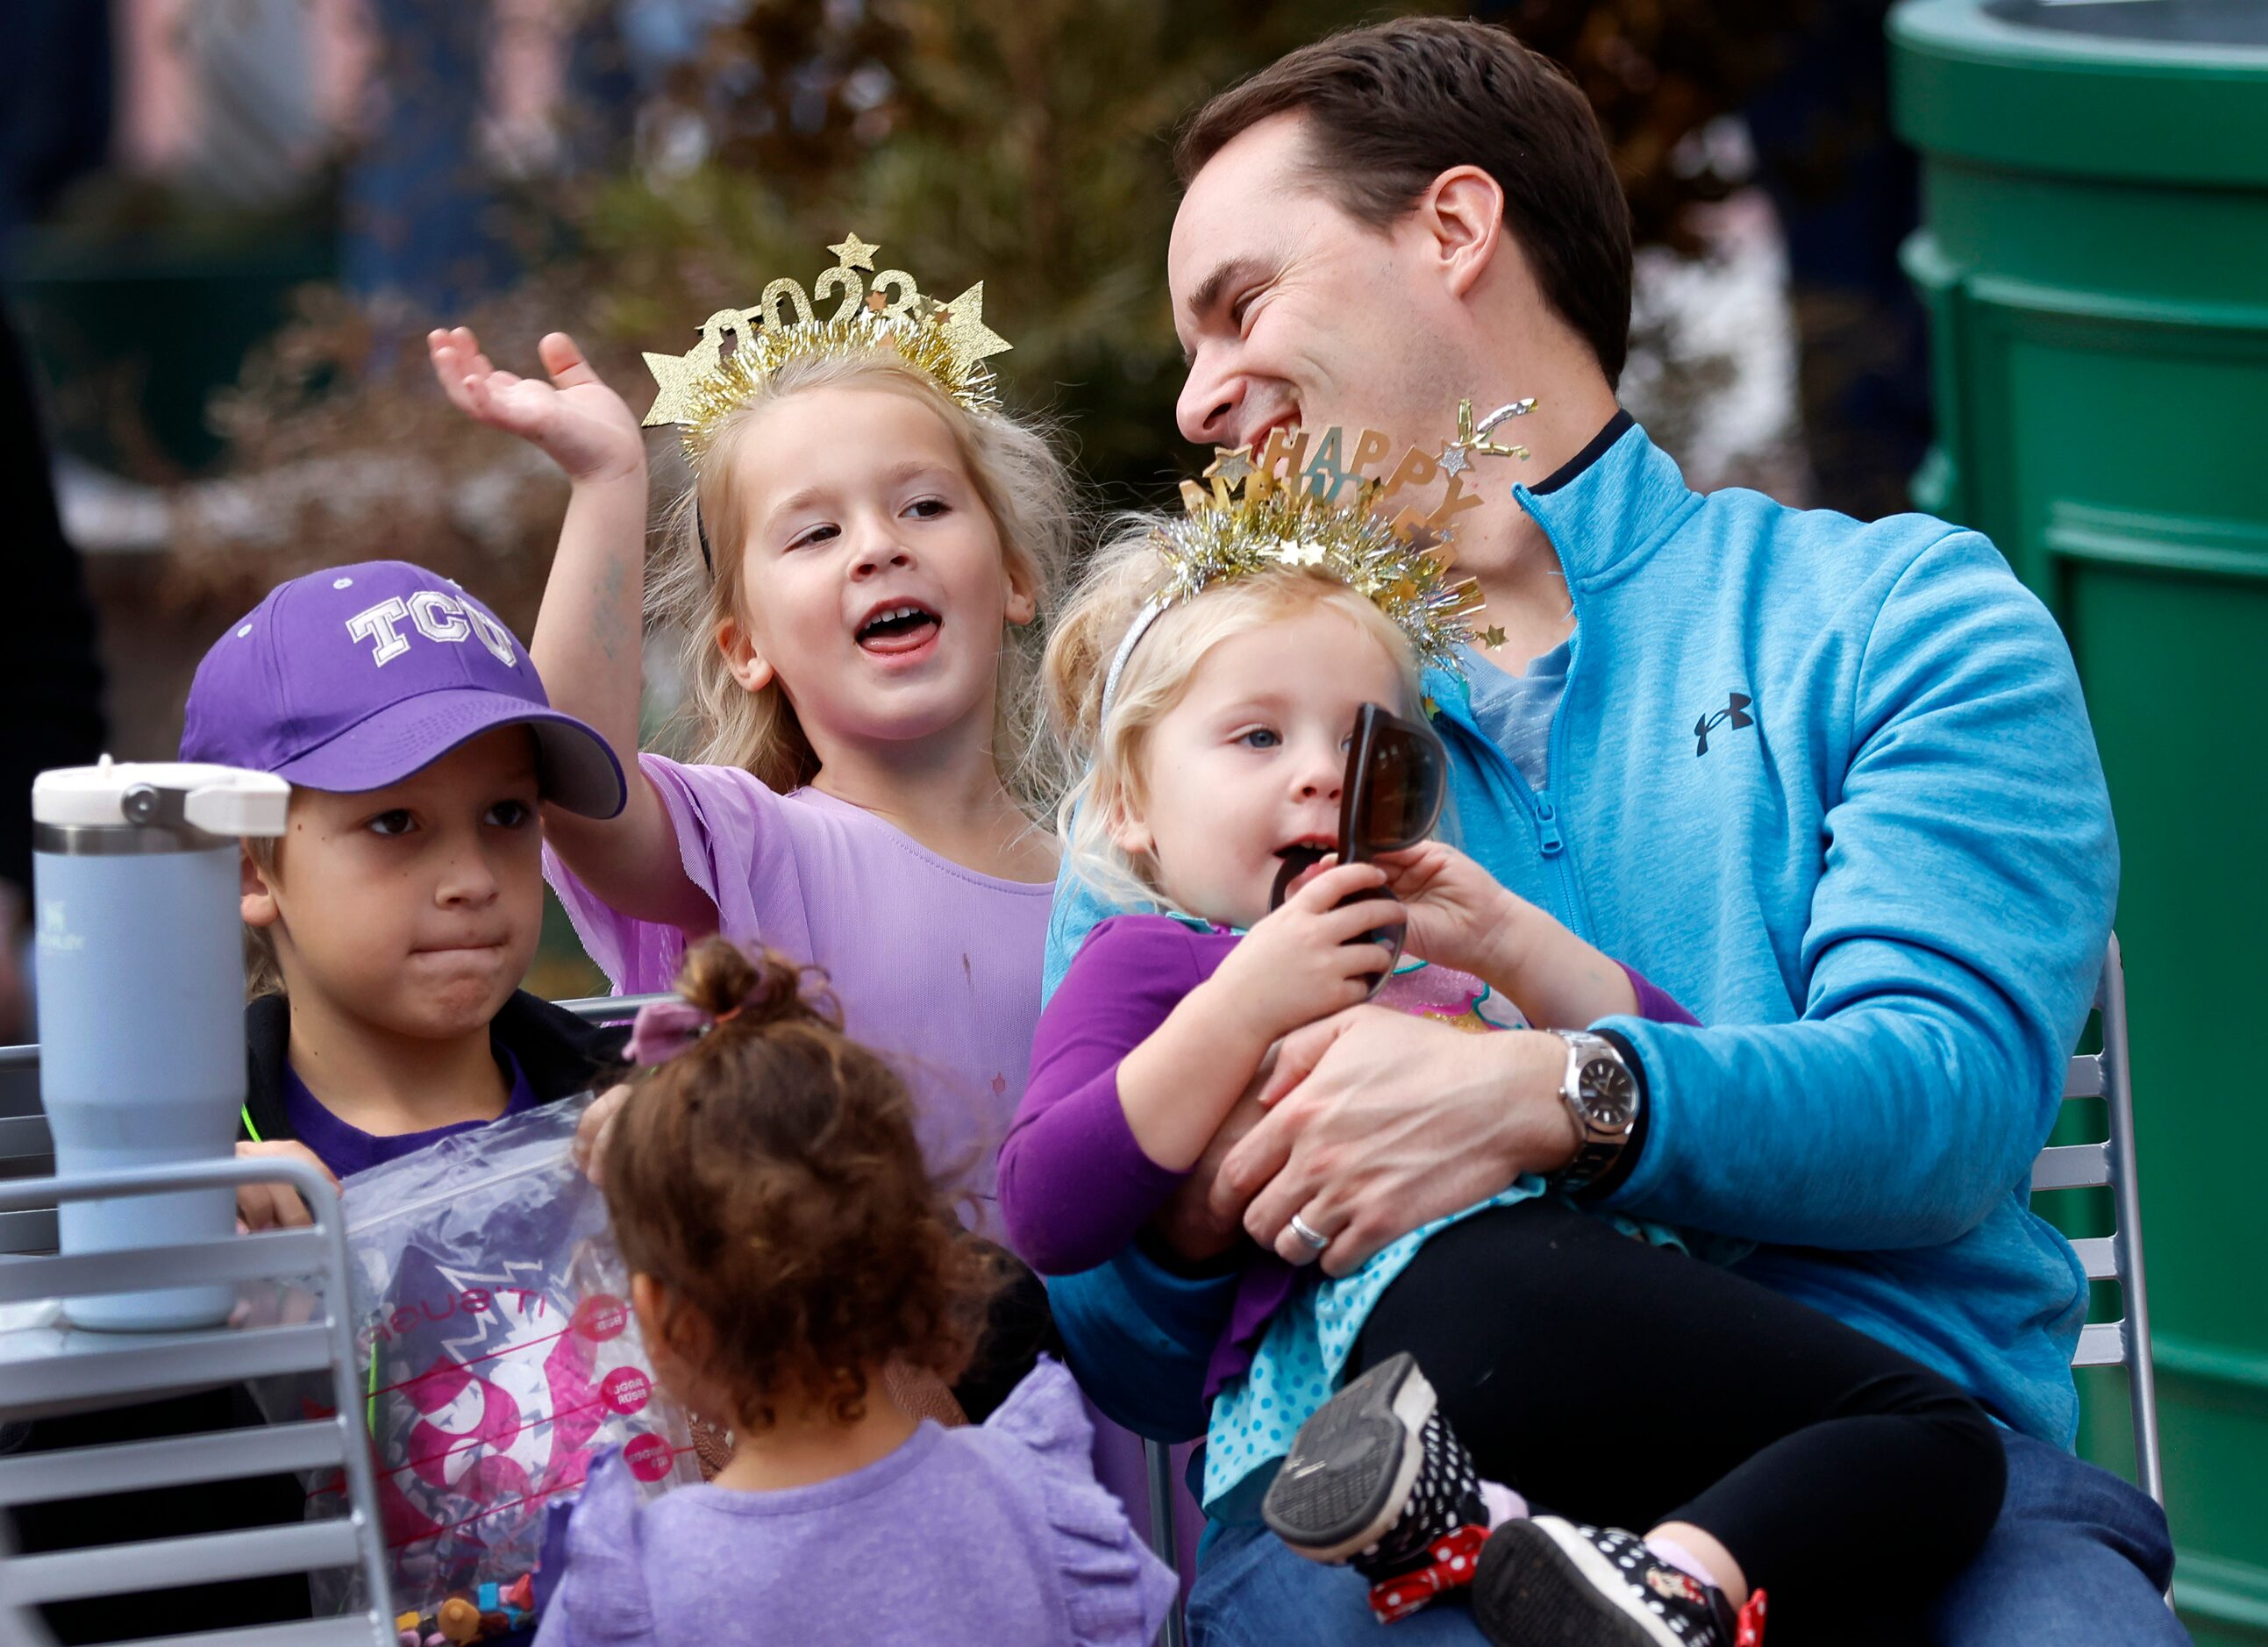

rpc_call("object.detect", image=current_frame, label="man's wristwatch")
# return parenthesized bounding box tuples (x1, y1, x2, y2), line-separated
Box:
(1546, 1030, 1641, 1196)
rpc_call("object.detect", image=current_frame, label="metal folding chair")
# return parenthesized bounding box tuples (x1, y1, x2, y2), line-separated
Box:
(553, 994, 674, 1027)
(0, 1044, 53, 1258)
(0, 1154, 393, 1647)
(2035, 933, 2164, 1505)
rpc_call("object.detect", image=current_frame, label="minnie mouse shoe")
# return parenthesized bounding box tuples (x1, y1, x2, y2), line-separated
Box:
(1470, 1517, 1767, 1647)
(1262, 1353, 1494, 1622)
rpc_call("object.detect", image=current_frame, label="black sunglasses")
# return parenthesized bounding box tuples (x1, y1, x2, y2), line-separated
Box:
(1268, 702, 1449, 997)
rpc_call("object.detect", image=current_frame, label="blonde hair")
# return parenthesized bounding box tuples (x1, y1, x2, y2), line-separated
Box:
(1044, 515, 1424, 912)
(647, 349, 1076, 814)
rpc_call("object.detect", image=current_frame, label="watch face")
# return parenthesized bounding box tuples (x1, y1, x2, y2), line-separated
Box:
(1575, 1056, 1636, 1130)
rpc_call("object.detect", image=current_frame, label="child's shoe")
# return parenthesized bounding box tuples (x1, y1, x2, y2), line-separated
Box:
(1261, 1352, 1493, 1622)
(1470, 1517, 1768, 1647)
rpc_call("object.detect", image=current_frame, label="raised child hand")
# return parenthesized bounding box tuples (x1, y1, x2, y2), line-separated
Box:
(1375, 842, 1640, 1028)
(1371, 841, 1536, 980)
(427, 327, 645, 486)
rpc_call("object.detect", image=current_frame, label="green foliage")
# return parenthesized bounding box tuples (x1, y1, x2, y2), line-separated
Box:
(176, 0, 1809, 615)
(573, 0, 1420, 502)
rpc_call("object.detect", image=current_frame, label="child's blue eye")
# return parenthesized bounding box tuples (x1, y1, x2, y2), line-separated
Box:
(904, 496, 949, 520)
(487, 799, 533, 829)
(1237, 728, 1281, 750)
(789, 523, 838, 550)
(367, 810, 415, 838)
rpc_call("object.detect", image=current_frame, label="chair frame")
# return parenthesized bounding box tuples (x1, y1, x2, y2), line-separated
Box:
(2034, 933, 2163, 1504)
(0, 1155, 395, 1647)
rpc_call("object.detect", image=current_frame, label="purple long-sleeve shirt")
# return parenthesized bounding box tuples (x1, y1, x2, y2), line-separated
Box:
(532, 1361, 1173, 1647)
(998, 915, 1697, 1396)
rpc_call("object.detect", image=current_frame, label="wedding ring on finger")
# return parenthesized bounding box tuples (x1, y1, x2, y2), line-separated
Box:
(1289, 1213, 1331, 1252)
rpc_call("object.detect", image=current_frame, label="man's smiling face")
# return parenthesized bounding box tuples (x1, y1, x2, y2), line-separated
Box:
(1169, 112, 1459, 458)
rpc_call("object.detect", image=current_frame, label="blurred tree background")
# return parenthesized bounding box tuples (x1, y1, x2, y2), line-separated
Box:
(148, 0, 1825, 624)
(11, 0, 1924, 994)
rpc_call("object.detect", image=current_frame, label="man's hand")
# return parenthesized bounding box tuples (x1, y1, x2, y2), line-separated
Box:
(234, 1141, 339, 1232)
(1216, 1008, 1578, 1274)
(428, 328, 645, 487)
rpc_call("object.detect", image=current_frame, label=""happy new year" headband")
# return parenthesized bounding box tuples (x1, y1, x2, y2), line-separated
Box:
(1099, 399, 1537, 717)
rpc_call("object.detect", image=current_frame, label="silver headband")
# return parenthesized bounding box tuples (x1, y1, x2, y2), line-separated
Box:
(1096, 597, 1170, 725)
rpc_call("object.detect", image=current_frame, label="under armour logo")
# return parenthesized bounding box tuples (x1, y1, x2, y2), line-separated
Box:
(1694, 691, 1753, 757)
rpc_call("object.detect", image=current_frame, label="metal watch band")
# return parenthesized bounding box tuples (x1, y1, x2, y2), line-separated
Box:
(1548, 1030, 1638, 1195)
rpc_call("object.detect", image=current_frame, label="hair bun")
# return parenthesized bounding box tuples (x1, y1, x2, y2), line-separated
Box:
(674, 936, 827, 1030)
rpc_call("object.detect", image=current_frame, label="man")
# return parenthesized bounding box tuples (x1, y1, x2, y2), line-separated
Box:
(1043, 18, 2178, 1646)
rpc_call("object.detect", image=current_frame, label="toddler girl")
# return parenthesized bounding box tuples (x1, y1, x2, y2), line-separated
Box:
(427, 237, 1071, 1227)
(998, 443, 2006, 1647)
(533, 937, 1175, 1646)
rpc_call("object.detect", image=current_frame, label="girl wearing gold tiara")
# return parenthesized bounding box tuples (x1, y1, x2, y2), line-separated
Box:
(1000, 437, 2007, 1646)
(426, 239, 1067, 1244)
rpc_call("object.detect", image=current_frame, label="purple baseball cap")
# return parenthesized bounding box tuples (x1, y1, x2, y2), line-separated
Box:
(181, 560, 626, 817)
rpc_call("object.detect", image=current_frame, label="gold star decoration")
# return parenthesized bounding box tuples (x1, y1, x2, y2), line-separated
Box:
(829, 232, 880, 271)
(641, 308, 737, 428)
(932, 282, 1011, 374)
(1269, 538, 1329, 567)
(1207, 447, 1256, 485)
(1480, 625, 1508, 649)
(641, 346, 707, 429)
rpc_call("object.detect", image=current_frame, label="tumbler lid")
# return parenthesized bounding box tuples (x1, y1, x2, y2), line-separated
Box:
(33, 757, 291, 838)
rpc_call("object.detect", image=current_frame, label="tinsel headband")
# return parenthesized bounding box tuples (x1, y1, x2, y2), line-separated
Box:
(642, 231, 1012, 476)
(1098, 400, 1536, 721)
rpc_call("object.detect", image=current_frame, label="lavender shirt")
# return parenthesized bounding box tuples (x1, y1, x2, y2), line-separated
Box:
(531, 1361, 1174, 1647)
(545, 753, 1055, 1214)
(999, 916, 1699, 1395)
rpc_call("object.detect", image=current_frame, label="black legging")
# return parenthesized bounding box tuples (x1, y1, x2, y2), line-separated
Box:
(1352, 1198, 2007, 1645)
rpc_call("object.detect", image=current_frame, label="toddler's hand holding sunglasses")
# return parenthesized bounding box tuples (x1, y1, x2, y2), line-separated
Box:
(1269, 704, 1449, 998)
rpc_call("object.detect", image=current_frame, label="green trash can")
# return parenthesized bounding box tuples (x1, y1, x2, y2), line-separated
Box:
(1892, 3, 2268, 1638)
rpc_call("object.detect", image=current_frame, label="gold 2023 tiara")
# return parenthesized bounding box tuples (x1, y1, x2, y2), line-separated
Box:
(641, 232, 1011, 470)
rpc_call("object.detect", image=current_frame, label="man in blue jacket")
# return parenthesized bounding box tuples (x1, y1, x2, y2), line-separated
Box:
(1043, 18, 2180, 1645)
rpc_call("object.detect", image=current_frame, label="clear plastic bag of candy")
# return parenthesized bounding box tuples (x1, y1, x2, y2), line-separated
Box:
(267, 1095, 697, 1636)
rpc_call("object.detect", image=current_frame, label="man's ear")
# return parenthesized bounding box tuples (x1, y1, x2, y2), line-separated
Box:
(716, 615, 777, 694)
(1418, 164, 1508, 300)
(240, 845, 282, 930)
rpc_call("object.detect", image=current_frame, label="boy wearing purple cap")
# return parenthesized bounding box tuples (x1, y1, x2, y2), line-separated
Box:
(178, 559, 631, 1186)
(11, 561, 633, 1647)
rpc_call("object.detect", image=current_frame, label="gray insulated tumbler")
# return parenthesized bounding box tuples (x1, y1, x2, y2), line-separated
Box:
(32, 759, 289, 1330)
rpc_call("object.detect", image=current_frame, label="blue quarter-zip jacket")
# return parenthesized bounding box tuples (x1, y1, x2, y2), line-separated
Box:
(1040, 422, 2118, 1451)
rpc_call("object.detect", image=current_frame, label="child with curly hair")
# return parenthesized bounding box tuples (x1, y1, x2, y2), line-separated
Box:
(533, 937, 1174, 1647)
